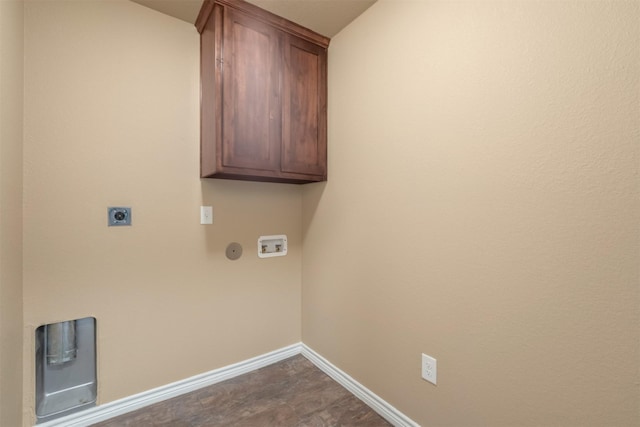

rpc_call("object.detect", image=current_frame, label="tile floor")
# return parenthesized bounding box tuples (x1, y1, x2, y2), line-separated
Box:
(90, 354, 392, 426)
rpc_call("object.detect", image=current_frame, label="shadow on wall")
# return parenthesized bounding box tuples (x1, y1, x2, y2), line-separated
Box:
(301, 181, 327, 241)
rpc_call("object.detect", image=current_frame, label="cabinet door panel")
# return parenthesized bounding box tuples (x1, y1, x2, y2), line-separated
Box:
(282, 35, 327, 177)
(222, 8, 281, 171)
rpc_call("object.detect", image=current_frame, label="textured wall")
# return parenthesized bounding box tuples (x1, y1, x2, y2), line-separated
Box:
(22, 1, 301, 424)
(0, 0, 24, 425)
(303, 0, 639, 425)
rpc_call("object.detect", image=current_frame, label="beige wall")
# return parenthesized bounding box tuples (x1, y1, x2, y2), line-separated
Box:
(15, 0, 640, 425)
(303, 0, 639, 426)
(22, 0, 301, 424)
(0, 0, 24, 425)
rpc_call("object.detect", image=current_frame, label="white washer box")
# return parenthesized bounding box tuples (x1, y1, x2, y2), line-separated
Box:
(258, 235, 287, 258)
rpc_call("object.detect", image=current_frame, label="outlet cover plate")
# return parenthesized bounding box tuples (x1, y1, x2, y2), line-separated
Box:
(200, 206, 213, 224)
(422, 353, 437, 385)
(108, 207, 131, 226)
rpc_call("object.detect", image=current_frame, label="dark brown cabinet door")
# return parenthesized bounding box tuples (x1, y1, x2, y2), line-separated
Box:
(221, 7, 281, 172)
(282, 35, 327, 179)
(197, 0, 329, 184)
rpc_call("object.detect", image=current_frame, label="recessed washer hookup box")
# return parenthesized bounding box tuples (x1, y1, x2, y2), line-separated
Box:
(258, 235, 287, 258)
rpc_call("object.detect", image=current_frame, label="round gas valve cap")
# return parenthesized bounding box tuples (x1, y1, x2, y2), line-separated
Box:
(225, 242, 243, 260)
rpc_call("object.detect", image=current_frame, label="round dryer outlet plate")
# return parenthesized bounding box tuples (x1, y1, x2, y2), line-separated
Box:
(225, 242, 243, 260)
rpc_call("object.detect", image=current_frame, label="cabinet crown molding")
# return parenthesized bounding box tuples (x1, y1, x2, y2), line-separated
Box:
(196, 0, 330, 48)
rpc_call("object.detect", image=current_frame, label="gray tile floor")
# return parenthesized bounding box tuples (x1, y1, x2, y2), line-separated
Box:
(91, 354, 391, 426)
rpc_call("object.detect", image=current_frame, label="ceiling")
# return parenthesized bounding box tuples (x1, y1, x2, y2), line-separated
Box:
(130, 0, 377, 38)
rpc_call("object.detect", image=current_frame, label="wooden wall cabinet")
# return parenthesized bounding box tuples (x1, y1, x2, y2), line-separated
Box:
(196, 0, 329, 184)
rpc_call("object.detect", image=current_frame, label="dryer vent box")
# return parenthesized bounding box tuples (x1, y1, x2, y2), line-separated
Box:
(258, 235, 287, 258)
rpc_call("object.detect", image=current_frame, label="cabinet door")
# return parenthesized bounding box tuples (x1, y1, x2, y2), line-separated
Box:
(221, 7, 281, 172)
(282, 34, 327, 178)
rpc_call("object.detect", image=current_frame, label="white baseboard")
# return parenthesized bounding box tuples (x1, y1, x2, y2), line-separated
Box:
(300, 344, 420, 427)
(36, 343, 302, 427)
(36, 342, 418, 427)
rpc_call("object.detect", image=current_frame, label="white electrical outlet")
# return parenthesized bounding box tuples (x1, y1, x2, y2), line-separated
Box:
(422, 353, 437, 385)
(200, 206, 213, 224)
